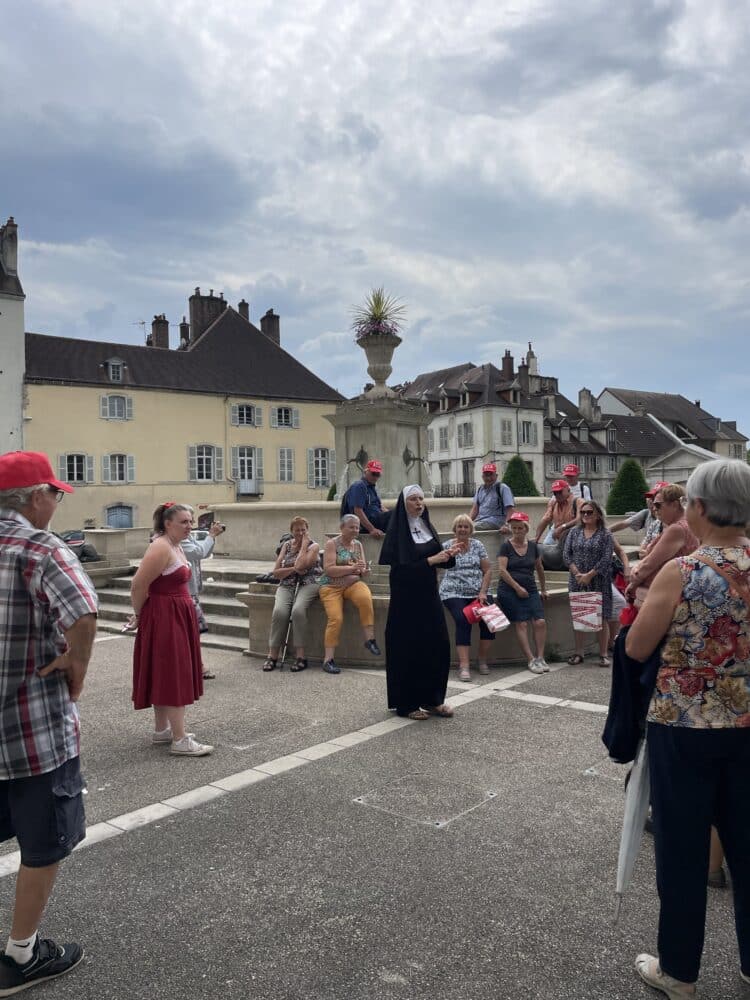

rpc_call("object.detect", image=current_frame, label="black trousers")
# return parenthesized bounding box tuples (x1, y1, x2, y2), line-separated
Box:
(648, 722, 750, 983)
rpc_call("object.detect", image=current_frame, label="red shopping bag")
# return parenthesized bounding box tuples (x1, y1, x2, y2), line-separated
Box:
(570, 591, 602, 632)
(462, 599, 483, 624)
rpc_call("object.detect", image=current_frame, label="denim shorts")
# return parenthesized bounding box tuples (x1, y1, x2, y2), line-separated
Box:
(0, 757, 86, 867)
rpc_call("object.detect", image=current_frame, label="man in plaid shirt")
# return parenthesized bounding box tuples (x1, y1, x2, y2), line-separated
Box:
(0, 452, 97, 995)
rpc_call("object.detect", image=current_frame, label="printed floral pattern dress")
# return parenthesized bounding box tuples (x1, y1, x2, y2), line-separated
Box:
(647, 545, 750, 728)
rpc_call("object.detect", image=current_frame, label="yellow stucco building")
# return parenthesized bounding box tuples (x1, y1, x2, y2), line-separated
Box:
(24, 290, 343, 530)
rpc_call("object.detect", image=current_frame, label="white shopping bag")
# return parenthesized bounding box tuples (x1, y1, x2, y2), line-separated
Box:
(570, 591, 602, 632)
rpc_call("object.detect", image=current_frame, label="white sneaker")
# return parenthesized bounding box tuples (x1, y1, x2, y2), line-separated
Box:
(528, 659, 545, 674)
(635, 954, 696, 998)
(536, 658, 550, 672)
(170, 735, 213, 756)
(152, 728, 194, 744)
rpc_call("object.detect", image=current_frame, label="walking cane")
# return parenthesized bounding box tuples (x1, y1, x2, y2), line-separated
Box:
(278, 577, 300, 670)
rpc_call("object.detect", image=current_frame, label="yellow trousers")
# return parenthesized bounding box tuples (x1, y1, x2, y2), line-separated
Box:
(319, 582, 374, 647)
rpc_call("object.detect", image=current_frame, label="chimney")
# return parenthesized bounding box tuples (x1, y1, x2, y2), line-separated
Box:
(238, 298, 250, 321)
(260, 308, 280, 346)
(526, 341, 538, 376)
(516, 362, 529, 394)
(188, 286, 228, 344)
(501, 349, 514, 381)
(544, 394, 556, 419)
(150, 313, 169, 349)
(694, 400, 701, 408)
(578, 387, 593, 420)
(179, 316, 190, 346)
(0, 217, 18, 275)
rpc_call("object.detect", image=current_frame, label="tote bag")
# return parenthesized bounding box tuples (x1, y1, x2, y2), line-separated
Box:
(570, 590, 602, 632)
(476, 602, 511, 634)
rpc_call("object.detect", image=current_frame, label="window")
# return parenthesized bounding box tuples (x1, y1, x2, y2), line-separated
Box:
(106, 504, 133, 528)
(608, 455, 618, 473)
(102, 453, 135, 483)
(552, 455, 562, 473)
(579, 456, 588, 473)
(590, 455, 599, 473)
(58, 453, 94, 484)
(457, 422, 473, 447)
(188, 445, 224, 482)
(428, 429, 435, 452)
(278, 448, 294, 482)
(231, 403, 262, 427)
(462, 460, 474, 489)
(521, 421, 538, 446)
(271, 407, 300, 429)
(731, 443, 745, 459)
(578, 425, 589, 443)
(109, 361, 123, 383)
(544, 424, 552, 442)
(231, 446, 263, 492)
(307, 447, 336, 488)
(560, 425, 570, 442)
(439, 427, 449, 451)
(100, 394, 133, 420)
(607, 428, 617, 451)
(500, 419, 513, 447)
(439, 463, 450, 490)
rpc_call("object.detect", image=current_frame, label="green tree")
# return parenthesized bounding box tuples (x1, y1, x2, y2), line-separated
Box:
(502, 455, 539, 497)
(606, 458, 649, 514)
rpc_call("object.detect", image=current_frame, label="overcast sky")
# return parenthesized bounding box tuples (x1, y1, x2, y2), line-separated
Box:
(4, 0, 749, 435)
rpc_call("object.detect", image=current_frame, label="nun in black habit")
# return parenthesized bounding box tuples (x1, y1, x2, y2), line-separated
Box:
(379, 484, 460, 720)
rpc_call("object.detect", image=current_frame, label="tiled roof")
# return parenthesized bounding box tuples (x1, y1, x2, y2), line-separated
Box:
(605, 414, 673, 457)
(402, 362, 545, 410)
(602, 388, 747, 443)
(25, 307, 344, 403)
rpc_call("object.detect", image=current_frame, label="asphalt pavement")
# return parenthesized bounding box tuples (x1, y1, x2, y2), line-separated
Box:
(1, 636, 746, 1000)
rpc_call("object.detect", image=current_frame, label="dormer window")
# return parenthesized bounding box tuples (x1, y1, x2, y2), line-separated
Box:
(578, 425, 589, 443)
(461, 392, 469, 407)
(561, 425, 570, 443)
(109, 361, 123, 383)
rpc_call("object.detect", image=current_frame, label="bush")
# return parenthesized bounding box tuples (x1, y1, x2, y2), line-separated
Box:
(326, 483, 337, 502)
(502, 455, 539, 497)
(606, 458, 649, 514)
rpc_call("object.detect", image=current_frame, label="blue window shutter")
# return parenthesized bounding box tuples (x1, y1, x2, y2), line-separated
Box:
(102, 455, 111, 483)
(100, 395, 109, 419)
(231, 446, 239, 479)
(58, 455, 67, 481)
(270, 408, 278, 428)
(256, 448, 264, 487)
(127, 455, 135, 483)
(214, 447, 224, 482)
(292, 408, 300, 429)
(307, 448, 315, 488)
(188, 445, 197, 481)
(86, 455, 94, 483)
(255, 407, 263, 427)
(231, 404, 239, 426)
(125, 397, 134, 420)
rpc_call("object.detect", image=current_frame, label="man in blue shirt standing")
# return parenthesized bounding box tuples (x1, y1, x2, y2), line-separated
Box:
(343, 459, 391, 537)
(469, 463, 515, 533)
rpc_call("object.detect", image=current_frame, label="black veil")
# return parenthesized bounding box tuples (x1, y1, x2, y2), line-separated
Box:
(379, 491, 441, 566)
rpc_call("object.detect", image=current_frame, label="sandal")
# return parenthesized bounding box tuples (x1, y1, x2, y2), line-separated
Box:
(567, 654, 584, 665)
(458, 668, 471, 681)
(598, 656, 611, 668)
(262, 657, 277, 672)
(406, 709, 430, 720)
(425, 704, 454, 718)
(202, 670, 216, 680)
(290, 657, 308, 672)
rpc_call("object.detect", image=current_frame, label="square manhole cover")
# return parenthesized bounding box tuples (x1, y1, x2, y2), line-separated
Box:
(354, 774, 497, 828)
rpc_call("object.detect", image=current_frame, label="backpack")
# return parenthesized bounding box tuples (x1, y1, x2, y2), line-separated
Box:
(493, 482, 507, 519)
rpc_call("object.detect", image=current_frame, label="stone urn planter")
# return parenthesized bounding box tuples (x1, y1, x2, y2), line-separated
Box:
(358, 332, 402, 397)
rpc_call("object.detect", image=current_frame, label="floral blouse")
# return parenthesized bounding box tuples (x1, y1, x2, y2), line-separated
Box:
(647, 545, 750, 729)
(277, 538, 322, 587)
(438, 537, 489, 600)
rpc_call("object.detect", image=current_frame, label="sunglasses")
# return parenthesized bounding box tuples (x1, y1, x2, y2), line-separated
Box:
(580, 509, 595, 515)
(651, 500, 674, 510)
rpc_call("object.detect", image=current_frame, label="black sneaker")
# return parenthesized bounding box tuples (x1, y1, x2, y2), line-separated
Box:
(0, 938, 84, 995)
(322, 659, 341, 674)
(364, 639, 381, 656)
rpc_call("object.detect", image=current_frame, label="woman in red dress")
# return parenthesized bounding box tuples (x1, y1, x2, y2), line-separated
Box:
(130, 503, 213, 756)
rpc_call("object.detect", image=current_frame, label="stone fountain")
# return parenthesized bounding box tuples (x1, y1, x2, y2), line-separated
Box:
(325, 329, 432, 499)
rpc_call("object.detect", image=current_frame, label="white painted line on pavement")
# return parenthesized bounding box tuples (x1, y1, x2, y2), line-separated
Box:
(212, 769, 270, 792)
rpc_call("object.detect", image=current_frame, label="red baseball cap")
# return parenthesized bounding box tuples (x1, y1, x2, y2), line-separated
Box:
(508, 511, 529, 523)
(563, 463, 580, 476)
(551, 479, 569, 492)
(482, 463, 497, 474)
(365, 460, 383, 474)
(645, 481, 670, 498)
(0, 451, 74, 493)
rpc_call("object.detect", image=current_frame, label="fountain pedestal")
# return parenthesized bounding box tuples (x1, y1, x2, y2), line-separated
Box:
(326, 332, 432, 499)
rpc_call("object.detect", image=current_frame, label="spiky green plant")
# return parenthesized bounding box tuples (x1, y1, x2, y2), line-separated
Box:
(351, 287, 406, 341)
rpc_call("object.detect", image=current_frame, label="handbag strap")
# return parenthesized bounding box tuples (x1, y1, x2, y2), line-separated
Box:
(692, 552, 750, 606)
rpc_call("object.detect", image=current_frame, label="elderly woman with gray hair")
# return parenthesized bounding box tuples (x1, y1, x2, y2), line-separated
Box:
(625, 459, 750, 998)
(318, 513, 379, 675)
(439, 513, 494, 680)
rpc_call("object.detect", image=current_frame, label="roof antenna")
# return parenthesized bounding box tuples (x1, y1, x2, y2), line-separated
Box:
(133, 320, 147, 343)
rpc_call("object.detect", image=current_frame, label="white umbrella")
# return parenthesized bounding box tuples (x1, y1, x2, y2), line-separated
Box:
(614, 735, 650, 924)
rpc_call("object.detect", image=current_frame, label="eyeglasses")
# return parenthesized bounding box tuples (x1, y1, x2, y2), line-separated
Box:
(580, 509, 595, 516)
(48, 487, 65, 503)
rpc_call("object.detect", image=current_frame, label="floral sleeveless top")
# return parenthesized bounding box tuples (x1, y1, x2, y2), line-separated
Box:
(318, 538, 364, 586)
(647, 545, 750, 729)
(278, 539, 321, 587)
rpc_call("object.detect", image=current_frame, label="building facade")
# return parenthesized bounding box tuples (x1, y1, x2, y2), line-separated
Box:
(0, 218, 25, 452)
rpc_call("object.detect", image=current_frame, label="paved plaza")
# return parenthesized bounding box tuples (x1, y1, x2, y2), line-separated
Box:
(1, 635, 745, 1000)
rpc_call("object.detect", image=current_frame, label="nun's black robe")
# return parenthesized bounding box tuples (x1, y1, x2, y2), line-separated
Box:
(379, 496, 455, 716)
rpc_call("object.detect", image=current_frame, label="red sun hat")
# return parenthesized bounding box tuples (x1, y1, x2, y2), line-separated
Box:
(508, 511, 529, 523)
(645, 480, 671, 498)
(482, 462, 497, 474)
(551, 479, 569, 492)
(365, 460, 383, 473)
(0, 451, 74, 493)
(563, 463, 580, 476)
